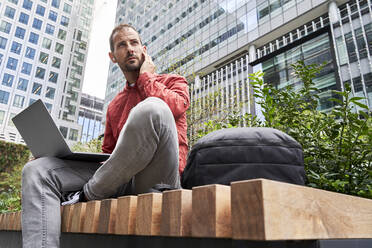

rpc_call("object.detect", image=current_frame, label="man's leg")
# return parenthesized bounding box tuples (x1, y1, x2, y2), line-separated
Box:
(84, 97, 180, 199)
(21, 157, 101, 248)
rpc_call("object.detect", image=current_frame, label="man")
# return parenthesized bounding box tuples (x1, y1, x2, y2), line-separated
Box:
(21, 23, 189, 248)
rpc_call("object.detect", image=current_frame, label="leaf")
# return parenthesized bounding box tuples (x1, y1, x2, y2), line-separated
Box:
(352, 101, 369, 110)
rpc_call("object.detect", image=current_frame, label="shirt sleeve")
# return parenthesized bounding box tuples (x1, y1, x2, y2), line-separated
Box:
(136, 72, 190, 119)
(101, 111, 115, 154)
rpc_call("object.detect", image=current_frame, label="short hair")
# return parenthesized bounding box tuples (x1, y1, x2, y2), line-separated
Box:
(109, 23, 142, 52)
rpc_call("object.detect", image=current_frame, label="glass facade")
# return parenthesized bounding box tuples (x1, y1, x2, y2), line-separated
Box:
(262, 33, 337, 111)
(78, 93, 104, 143)
(107, 0, 371, 138)
(0, 0, 95, 144)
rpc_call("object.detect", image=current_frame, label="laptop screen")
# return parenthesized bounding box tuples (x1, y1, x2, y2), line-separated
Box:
(12, 99, 72, 158)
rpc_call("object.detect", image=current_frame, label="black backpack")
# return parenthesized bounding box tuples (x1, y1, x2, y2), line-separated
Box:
(181, 127, 306, 189)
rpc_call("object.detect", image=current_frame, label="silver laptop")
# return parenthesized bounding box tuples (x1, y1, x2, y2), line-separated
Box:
(12, 99, 110, 162)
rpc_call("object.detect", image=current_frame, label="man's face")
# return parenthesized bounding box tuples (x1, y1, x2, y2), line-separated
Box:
(109, 28, 145, 72)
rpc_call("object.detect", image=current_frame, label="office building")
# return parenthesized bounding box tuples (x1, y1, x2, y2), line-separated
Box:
(105, 0, 371, 133)
(78, 92, 104, 143)
(0, 0, 95, 144)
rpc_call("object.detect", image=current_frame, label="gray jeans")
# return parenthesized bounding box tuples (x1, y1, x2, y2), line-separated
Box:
(21, 97, 181, 248)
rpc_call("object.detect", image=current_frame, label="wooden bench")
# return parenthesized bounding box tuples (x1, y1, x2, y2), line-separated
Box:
(1, 179, 372, 248)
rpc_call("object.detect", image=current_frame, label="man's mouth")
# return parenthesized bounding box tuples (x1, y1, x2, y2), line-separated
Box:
(127, 56, 137, 62)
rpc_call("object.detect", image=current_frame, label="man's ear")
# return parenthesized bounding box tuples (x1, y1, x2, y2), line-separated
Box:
(109, 52, 117, 63)
(143, 45, 147, 54)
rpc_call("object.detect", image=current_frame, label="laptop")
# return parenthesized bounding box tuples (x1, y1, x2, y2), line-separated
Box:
(12, 99, 110, 162)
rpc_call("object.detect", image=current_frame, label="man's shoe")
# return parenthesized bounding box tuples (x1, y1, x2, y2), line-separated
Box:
(61, 191, 85, 206)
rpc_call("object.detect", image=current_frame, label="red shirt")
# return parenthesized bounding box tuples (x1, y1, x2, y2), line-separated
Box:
(102, 72, 190, 174)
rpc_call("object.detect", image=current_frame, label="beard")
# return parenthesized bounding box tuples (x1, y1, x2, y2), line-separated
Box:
(123, 54, 144, 72)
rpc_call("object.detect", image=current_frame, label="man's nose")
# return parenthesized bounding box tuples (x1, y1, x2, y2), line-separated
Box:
(127, 44, 134, 53)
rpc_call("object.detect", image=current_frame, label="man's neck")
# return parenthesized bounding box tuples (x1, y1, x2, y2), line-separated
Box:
(123, 70, 139, 85)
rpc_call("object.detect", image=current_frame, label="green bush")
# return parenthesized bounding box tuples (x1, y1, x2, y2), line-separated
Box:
(193, 61, 372, 198)
(0, 140, 30, 213)
(0, 140, 29, 173)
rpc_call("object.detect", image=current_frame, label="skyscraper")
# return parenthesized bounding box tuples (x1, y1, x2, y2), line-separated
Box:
(0, 0, 95, 144)
(105, 0, 371, 130)
(78, 92, 104, 143)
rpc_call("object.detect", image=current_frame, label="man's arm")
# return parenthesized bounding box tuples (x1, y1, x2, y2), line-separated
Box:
(101, 113, 115, 153)
(137, 72, 190, 119)
(136, 52, 190, 119)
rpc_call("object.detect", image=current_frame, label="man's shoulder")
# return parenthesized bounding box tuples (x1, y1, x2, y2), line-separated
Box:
(157, 73, 187, 84)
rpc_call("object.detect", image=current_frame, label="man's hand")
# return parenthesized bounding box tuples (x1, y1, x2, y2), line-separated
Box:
(139, 51, 155, 74)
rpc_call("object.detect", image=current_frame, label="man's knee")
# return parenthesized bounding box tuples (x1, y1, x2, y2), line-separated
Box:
(22, 157, 56, 183)
(128, 97, 173, 128)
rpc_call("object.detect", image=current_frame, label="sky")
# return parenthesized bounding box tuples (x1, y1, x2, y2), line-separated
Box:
(82, 0, 117, 99)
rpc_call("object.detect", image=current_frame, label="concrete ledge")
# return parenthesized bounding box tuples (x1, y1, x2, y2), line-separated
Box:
(1, 231, 372, 248)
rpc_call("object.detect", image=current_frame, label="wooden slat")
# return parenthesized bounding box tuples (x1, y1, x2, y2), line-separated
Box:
(135, 193, 162, 236)
(115, 196, 137, 235)
(0, 214, 4, 230)
(160, 189, 192, 237)
(1, 214, 8, 230)
(231, 179, 372, 240)
(8, 213, 16, 230)
(192, 184, 231, 238)
(61, 205, 75, 232)
(82, 200, 101, 233)
(14, 211, 21, 231)
(70, 203, 87, 233)
(97, 199, 117, 234)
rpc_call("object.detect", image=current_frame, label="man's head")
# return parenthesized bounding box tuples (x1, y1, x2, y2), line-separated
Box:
(109, 24, 146, 72)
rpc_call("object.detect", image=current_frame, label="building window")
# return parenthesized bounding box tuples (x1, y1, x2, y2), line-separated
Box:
(32, 18, 42, 30)
(17, 78, 28, 91)
(57, 29, 66, 40)
(48, 10, 57, 22)
(59, 126, 68, 138)
(45, 87, 55, 99)
(52, 0, 60, 8)
(45, 24, 55, 35)
(0, 36, 7, 49)
(36, 4, 45, 16)
(0, 110, 4, 125)
(45, 103, 52, 112)
(0, 90, 10, 104)
(0, 54, 3, 65)
(52, 56, 61, 68)
(29, 98, 36, 105)
(69, 128, 78, 141)
(35, 67, 45, 79)
(2, 73, 14, 87)
(5, 6, 16, 19)
(39, 51, 48, 64)
(21, 62, 32, 75)
(63, 3, 71, 13)
(55, 42, 64, 54)
(6, 57, 18, 70)
(22, 0, 33, 10)
(32, 82, 42, 95)
(42, 37, 52, 49)
(11, 41, 22, 54)
(19, 12, 29, 24)
(29, 32, 39, 44)
(25, 46, 35, 59)
(8, 113, 16, 127)
(15, 26, 26, 39)
(8, 0, 18, 5)
(0, 21, 12, 34)
(60, 16, 69, 27)
(13, 94, 25, 108)
(49, 71, 58, 83)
